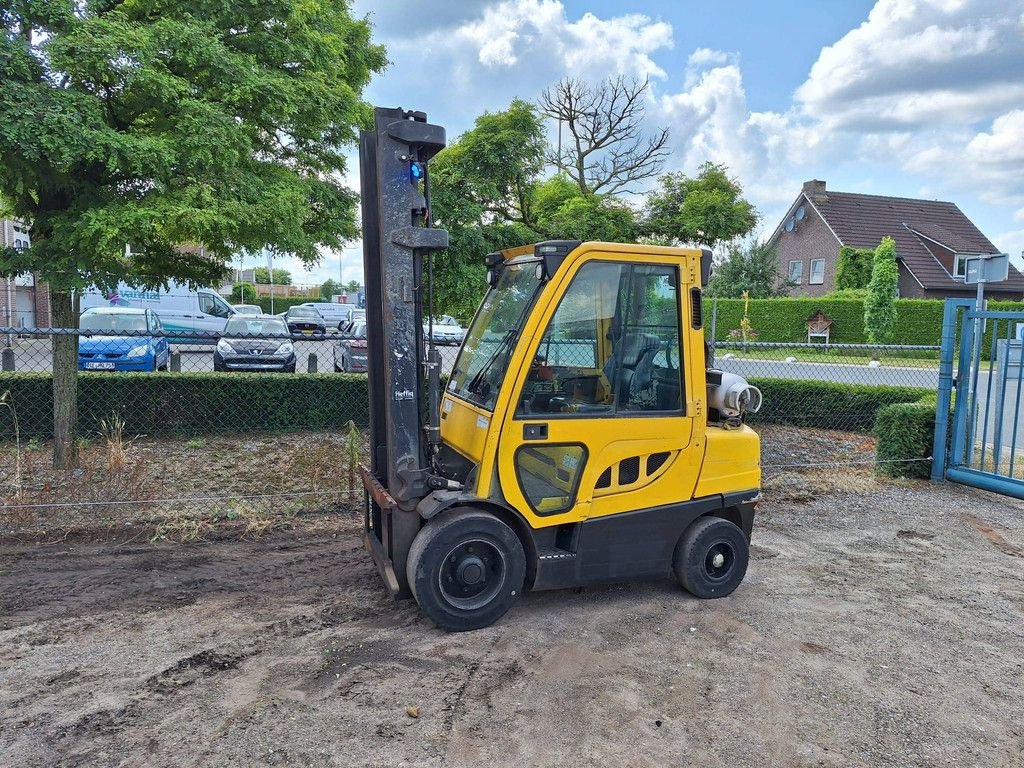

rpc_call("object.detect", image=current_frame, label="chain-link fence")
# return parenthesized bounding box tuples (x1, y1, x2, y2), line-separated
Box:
(0, 322, 937, 538)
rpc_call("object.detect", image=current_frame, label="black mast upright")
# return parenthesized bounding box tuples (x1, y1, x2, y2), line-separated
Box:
(359, 107, 448, 595)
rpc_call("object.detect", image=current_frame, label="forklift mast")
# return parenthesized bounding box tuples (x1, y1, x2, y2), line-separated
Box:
(360, 107, 448, 594)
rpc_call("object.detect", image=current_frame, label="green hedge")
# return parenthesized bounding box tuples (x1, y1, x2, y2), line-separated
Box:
(874, 397, 939, 479)
(253, 296, 322, 314)
(705, 297, 1024, 347)
(0, 372, 369, 439)
(747, 378, 932, 432)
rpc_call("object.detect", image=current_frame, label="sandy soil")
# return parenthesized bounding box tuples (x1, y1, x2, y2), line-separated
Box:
(2, 457, 1024, 766)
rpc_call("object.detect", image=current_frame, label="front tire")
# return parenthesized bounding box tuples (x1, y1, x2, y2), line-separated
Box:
(406, 509, 525, 632)
(673, 517, 749, 599)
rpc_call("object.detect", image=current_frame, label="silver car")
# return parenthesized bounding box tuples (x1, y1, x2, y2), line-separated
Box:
(298, 302, 351, 330)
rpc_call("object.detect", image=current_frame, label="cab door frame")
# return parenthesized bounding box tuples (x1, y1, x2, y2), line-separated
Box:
(493, 246, 706, 531)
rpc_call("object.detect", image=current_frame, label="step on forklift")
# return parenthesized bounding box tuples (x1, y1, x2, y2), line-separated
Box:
(359, 107, 763, 631)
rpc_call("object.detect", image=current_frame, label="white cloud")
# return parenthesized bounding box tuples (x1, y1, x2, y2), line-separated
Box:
(796, 0, 1024, 130)
(450, 0, 673, 79)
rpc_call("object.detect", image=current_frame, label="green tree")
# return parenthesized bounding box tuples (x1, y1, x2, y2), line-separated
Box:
(865, 236, 899, 344)
(432, 99, 546, 231)
(0, 1, 384, 467)
(254, 267, 293, 285)
(320, 279, 341, 298)
(533, 177, 636, 242)
(344, 279, 361, 294)
(836, 246, 874, 290)
(705, 240, 792, 299)
(642, 162, 758, 248)
(230, 282, 257, 304)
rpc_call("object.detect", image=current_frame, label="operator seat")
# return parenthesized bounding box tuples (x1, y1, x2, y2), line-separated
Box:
(605, 332, 661, 408)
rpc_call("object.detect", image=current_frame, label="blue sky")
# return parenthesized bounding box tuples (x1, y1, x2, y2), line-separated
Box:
(287, 0, 1024, 285)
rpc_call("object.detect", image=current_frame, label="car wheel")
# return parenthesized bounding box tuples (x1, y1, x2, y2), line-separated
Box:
(406, 509, 525, 632)
(673, 517, 749, 599)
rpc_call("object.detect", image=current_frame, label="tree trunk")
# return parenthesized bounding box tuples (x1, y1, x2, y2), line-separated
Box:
(51, 290, 79, 469)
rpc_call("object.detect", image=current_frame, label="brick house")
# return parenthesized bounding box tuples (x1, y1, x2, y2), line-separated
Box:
(770, 180, 1024, 299)
(0, 218, 51, 329)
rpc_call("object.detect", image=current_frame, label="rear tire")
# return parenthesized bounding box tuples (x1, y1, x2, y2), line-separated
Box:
(673, 517, 749, 599)
(406, 509, 525, 632)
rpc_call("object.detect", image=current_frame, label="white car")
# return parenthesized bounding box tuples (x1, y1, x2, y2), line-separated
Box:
(423, 315, 466, 345)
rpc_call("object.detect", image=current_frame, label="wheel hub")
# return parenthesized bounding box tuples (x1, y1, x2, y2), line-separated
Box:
(439, 540, 507, 610)
(456, 556, 485, 585)
(704, 543, 734, 581)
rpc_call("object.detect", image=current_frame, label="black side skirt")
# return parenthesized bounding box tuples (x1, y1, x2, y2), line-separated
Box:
(532, 490, 758, 591)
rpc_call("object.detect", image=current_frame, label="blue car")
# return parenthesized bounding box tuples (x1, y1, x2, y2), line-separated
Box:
(78, 307, 170, 372)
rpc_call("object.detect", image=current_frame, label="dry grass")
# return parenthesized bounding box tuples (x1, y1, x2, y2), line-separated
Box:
(765, 469, 881, 503)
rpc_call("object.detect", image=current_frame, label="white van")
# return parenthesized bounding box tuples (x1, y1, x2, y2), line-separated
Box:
(79, 281, 235, 341)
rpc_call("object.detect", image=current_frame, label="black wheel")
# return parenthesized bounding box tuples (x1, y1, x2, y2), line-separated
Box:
(406, 509, 525, 632)
(673, 517, 749, 599)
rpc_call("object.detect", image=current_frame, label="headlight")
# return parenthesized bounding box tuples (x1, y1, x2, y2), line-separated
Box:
(216, 339, 233, 355)
(277, 342, 294, 355)
(125, 344, 149, 358)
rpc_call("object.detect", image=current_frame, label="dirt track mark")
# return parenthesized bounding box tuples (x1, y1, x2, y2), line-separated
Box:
(962, 515, 1024, 558)
(146, 647, 260, 696)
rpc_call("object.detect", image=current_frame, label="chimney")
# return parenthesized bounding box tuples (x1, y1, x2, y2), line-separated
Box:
(802, 179, 827, 204)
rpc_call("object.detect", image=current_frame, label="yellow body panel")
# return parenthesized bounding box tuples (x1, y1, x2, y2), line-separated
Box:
(695, 426, 761, 498)
(439, 241, 759, 531)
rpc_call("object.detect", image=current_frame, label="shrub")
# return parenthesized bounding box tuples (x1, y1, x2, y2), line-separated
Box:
(0, 372, 371, 439)
(835, 246, 874, 290)
(747, 378, 931, 432)
(874, 397, 938, 479)
(254, 296, 319, 314)
(865, 236, 899, 343)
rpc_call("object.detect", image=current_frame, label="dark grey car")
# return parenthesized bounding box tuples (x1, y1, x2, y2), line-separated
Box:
(335, 322, 368, 372)
(214, 317, 296, 373)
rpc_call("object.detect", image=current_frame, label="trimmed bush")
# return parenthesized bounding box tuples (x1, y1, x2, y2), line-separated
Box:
(747, 378, 931, 432)
(253, 296, 320, 314)
(705, 296, 1024, 347)
(0, 372, 370, 439)
(874, 397, 938, 479)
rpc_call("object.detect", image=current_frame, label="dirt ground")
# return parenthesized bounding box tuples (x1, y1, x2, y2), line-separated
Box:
(2, 440, 1024, 766)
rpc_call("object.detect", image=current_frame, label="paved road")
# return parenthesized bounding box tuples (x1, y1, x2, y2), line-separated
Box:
(714, 355, 940, 389)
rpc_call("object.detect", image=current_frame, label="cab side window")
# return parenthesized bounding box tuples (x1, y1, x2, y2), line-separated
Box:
(517, 261, 683, 416)
(199, 293, 231, 318)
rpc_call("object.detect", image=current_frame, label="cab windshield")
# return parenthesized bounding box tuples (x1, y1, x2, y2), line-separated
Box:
(448, 259, 542, 411)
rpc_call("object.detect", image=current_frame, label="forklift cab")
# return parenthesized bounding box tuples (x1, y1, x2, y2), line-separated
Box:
(359, 108, 761, 632)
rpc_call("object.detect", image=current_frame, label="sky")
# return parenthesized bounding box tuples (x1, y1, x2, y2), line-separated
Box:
(283, 0, 1024, 286)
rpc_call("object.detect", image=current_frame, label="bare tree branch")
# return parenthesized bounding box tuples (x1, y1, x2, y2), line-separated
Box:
(539, 76, 669, 195)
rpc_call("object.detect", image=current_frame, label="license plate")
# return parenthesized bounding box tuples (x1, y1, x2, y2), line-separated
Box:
(302, 329, 314, 335)
(85, 362, 116, 370)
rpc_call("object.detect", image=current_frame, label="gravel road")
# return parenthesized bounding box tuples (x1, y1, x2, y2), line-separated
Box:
(2, 459, 1023, 766)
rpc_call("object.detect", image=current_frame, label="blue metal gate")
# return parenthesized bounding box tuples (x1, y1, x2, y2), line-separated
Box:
(933, 298, 1024, 498)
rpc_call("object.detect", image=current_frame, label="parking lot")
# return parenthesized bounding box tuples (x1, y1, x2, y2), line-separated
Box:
(2, 442, 1022, 767)
(0, 336, 462, 375)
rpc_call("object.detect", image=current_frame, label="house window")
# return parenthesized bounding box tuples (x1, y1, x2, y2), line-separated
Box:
(953, 255, 968, 279)
(788, 260, 803, 284)
(809, 259, 825, 285)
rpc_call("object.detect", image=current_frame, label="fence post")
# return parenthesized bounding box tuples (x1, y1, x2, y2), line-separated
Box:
(308, 353, 318, 373)
(1, 347, 14, 371)
(170, 351, 181, 372)
(932, 300, 958, 480)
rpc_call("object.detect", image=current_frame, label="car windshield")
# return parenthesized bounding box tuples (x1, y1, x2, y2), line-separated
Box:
(225, 317, 289, 336)
(449, 259, 543, 411)
(80, 313, 148, 332)
(234, 306, 261, 315)
(288, 307, 319, 318)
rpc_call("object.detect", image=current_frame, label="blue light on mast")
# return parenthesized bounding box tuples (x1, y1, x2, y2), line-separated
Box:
(410, 161, 423, 181)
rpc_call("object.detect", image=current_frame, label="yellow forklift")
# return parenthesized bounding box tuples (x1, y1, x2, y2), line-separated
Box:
(359, 107, 762, 631)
